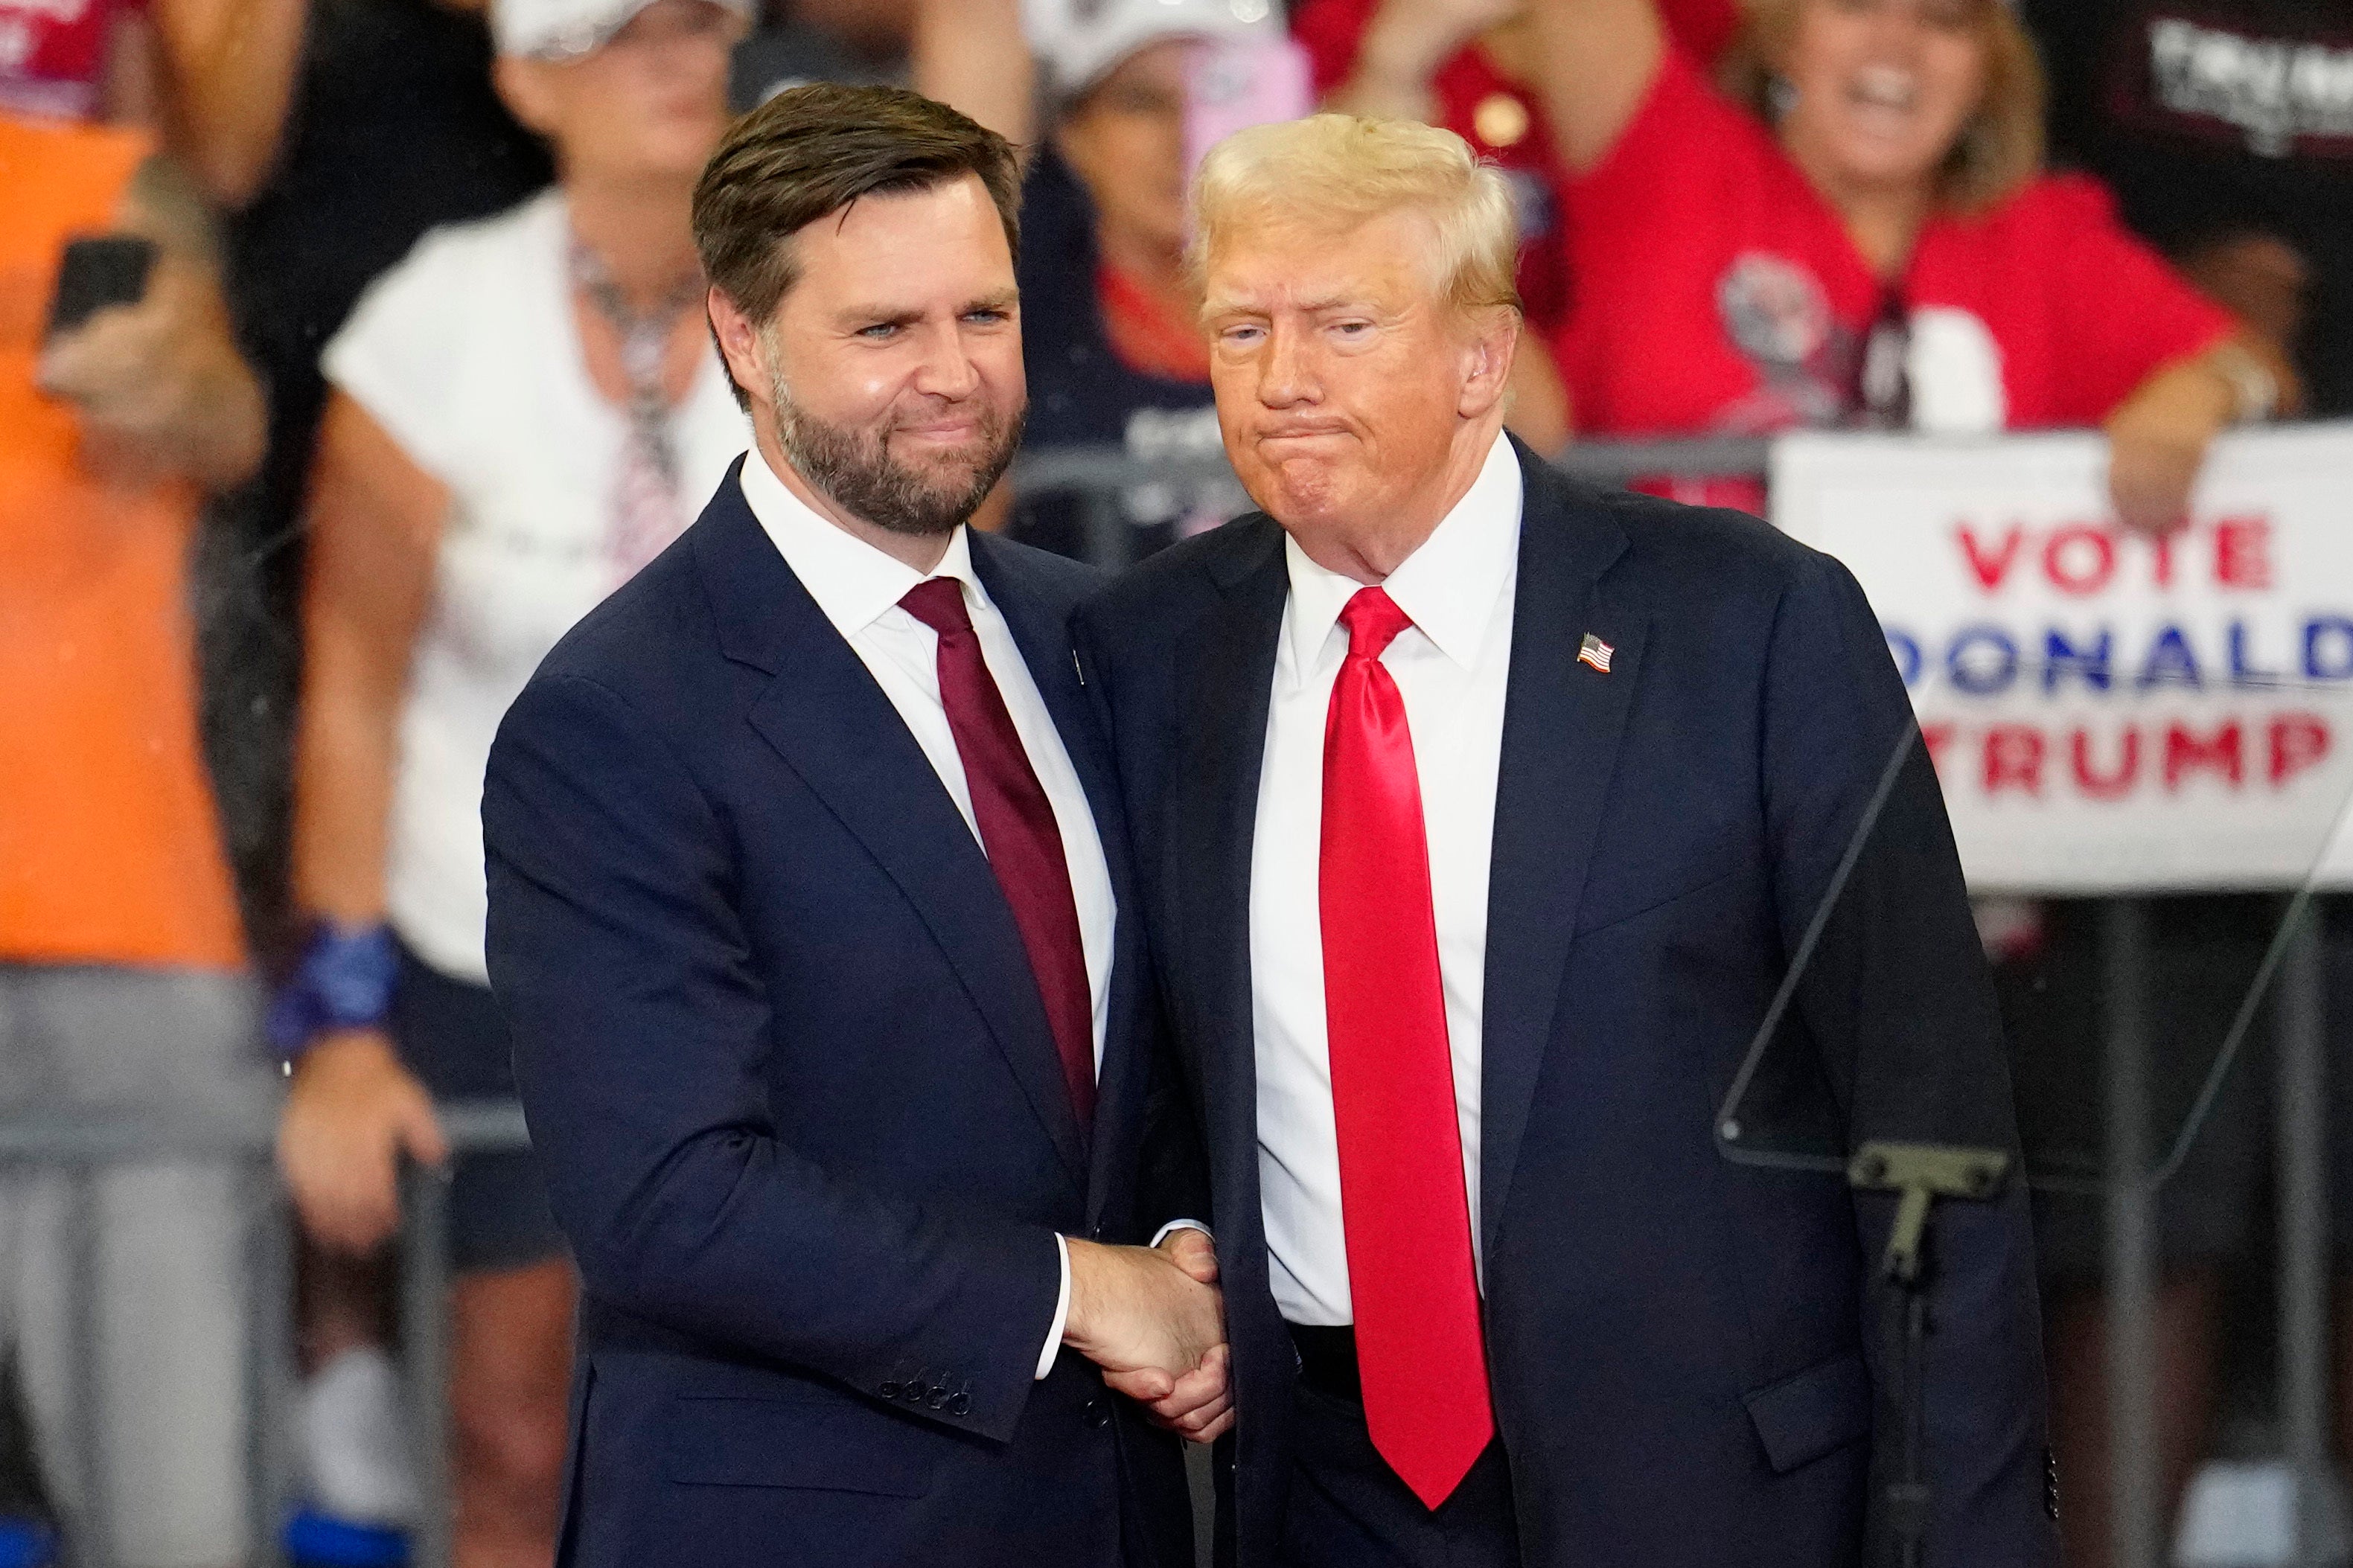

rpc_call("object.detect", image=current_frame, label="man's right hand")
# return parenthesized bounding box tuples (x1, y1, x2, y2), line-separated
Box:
(1062, 1237, 1226, 1405)
(276, 1029, 449, 1253)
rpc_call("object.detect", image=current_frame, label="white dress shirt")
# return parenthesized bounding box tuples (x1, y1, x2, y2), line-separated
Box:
(1250, 432, 1523, 1326)
(739, 448, 1114, 1376)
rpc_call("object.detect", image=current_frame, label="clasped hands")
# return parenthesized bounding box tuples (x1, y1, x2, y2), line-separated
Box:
(1063, 1229, 1233, 1442)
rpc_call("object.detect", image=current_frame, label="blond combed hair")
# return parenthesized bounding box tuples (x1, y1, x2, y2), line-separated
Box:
(1187, 113, 1522, 320)
(1717, 0, 2046, 213)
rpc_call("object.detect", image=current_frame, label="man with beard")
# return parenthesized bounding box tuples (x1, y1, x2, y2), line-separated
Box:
(480, 84, 1228, 1568)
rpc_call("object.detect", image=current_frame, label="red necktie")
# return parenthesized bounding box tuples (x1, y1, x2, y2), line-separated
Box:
(901, 578, 1095, 1133)
(1321, 586, 1494, 1508)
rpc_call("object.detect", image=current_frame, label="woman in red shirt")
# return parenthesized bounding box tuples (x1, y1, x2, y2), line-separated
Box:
(1522, 0, 2282, 526)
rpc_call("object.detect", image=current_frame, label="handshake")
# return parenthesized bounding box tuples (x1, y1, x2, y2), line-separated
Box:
(1062, 1229, 1233, 1442)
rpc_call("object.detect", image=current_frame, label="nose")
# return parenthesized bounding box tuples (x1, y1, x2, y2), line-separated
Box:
(910, 319, 983, 403)
(1257, 321, 1316, 409)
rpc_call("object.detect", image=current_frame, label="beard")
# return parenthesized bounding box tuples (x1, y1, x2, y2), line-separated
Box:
(769, 365, 1025, 540)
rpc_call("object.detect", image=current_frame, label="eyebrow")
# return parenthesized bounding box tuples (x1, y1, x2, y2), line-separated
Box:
(835, 289, 1019, 330)
(1201, 292, 1376, 323)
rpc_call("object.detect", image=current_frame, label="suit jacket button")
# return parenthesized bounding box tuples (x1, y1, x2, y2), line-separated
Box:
(949, 1392, 971, 1416)
(879, 1381, 901, 1399)
(1085, 1398, 1112, 1429)
(927, 1387, 948, 1409)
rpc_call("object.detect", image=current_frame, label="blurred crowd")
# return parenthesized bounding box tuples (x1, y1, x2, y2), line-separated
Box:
(2, 0, 2349, 1564)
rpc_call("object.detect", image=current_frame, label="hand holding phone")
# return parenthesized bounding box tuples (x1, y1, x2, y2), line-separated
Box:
(36, 229, 263, 488)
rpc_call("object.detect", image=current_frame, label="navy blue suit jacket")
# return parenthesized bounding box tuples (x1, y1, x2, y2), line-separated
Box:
(483, 465, 1195, 1568)
(1073, 439, 2059, 1568)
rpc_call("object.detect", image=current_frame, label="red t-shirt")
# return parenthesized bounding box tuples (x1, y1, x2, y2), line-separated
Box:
(0, 0, 134, 121)
(1557, 50, 2234, 505)
(1291, 0, 1740, 340)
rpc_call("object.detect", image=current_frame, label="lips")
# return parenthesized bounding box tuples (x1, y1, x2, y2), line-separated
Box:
(893, 419, 987, 443)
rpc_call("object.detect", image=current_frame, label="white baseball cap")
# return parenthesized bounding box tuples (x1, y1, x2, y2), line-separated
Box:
(1023, 0, 1279, 101)
(492, 0, 750, 60)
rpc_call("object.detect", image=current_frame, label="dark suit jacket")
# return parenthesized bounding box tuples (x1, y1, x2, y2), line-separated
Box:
(1073, 438, 2059, 1568)
(483, 464, 1194, 1568)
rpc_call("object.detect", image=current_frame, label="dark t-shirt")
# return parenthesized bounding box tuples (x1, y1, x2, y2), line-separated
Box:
(2024, 0, 2353, 413)
(231, 0, 553, 499)
(1009, 147, 1240, 564)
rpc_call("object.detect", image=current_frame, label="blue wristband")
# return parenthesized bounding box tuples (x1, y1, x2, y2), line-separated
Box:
(266, 922, 399, 1059)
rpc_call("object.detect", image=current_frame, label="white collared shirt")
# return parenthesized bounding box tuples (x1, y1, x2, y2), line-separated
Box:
(1250, 432, 1523, 1326)
(738, 447, 1115, 1375)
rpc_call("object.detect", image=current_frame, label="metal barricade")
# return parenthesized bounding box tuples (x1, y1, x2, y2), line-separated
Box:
(0, 1099, 528, 1568)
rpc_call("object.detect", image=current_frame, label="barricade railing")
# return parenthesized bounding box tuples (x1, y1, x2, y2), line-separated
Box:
(0, 1100, 529, 1568)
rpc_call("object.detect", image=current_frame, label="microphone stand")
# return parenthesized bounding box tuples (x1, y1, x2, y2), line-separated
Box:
(1846, 1141, 2013, 1568)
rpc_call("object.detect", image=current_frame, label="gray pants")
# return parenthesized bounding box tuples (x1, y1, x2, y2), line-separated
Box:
(0, 964, 275, 1568)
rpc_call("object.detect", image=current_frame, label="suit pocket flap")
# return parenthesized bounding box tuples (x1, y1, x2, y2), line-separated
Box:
(1742, 1348, 1871, 1474)
(662, 1393, 947, 1496)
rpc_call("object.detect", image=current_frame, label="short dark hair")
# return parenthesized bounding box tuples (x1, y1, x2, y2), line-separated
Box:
(694, 82, 1022, 332)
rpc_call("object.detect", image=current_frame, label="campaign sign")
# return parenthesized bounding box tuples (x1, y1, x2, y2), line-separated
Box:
(1772, 424, 2353, 894)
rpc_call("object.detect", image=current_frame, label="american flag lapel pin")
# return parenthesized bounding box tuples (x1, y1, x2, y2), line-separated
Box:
(1578, 633, 1615, 673)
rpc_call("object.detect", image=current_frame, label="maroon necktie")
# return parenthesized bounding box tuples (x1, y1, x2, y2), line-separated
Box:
(1321, 586, 1493, 1508)
(900, 577, 1095, 1133)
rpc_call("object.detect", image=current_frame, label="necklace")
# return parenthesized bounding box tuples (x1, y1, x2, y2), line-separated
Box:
(569, 231, 706, 580)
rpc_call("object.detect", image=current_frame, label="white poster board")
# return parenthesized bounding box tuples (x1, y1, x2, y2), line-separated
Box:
(1771, 423, 2353, 894)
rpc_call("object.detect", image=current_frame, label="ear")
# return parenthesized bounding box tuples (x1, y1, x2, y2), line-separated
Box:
(492, 56, 559, 138)
(706, 285, 772, 414)
(1455, 308, 1519, 422)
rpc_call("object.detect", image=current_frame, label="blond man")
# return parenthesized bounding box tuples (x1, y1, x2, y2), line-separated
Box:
(1076, 115, 2055, 1567)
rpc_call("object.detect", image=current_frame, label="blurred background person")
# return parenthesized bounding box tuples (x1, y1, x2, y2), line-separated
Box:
(268, 0, 750, 1561)
(1520, 0, 2286, 528)
(217, 0, 554, 953)
(197, 0, 555, 1537)
(0, 115, 269, 1568)
(2024, 0, 2346, 420)
(1003, 0, 1279, 560)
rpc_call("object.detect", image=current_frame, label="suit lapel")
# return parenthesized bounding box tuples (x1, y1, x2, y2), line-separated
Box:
(1163, 521, 1289, 1243)
(695, 487, 1089, 1185)
(1479, 446, 1644, 1258)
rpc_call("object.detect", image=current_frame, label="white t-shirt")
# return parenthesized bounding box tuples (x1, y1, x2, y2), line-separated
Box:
(322, 188, 752, 985)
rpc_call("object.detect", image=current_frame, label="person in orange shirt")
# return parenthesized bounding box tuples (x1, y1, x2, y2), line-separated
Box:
(0, 113, 268, 1568)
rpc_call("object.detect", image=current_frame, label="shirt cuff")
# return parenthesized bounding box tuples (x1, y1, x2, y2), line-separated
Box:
(1037, 1232, 1073, 1380)
(1150, 1220, 1213, 1248)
